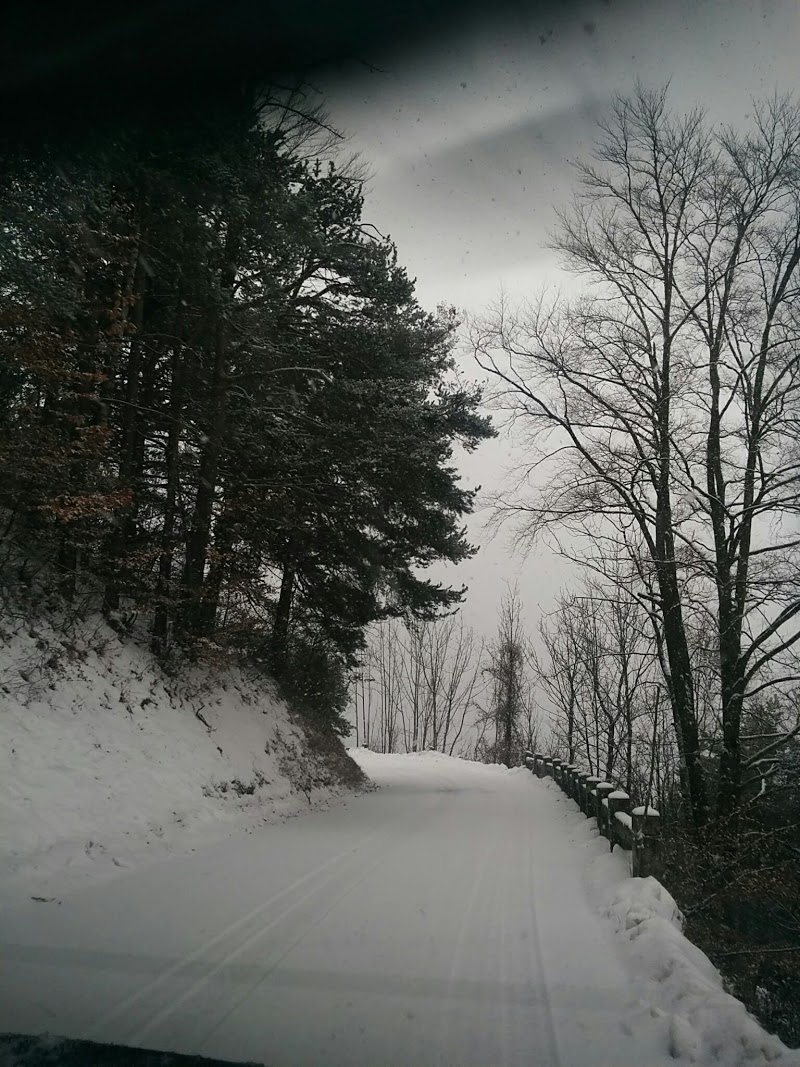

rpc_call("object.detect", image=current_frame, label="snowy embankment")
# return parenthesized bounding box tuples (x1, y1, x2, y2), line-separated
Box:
(0, 613, 366, 909)
(535, 775, 800, 1066)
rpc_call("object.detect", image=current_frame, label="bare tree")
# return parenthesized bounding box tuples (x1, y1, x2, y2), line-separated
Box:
(371, 621, 403, 753)
(480, 588, 538, 766)
(534, 593, 582, 764)
(415, 614, 486, 755)
(537, 573, 660, 790)
(351, 665, 374, 750)
(470, 86, 800, 826)
(353, 613, 486, 755)
(400, 620, 430, 752)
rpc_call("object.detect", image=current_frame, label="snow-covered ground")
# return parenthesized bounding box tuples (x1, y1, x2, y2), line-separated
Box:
(2, 748, 796, 1065)
(0, 613, 364, 909)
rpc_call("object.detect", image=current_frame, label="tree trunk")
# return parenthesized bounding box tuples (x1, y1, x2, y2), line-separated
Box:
(181, 354, 226, 634)
(103, 223, 148, 616)
(199, 494, 235, 635)
(181, 216, 241, 637)
(151, 335, 185, 654)
(658, 559, 707, 828)
(655, 338, 708, 828)
(271, 551, 296, 676)
(716, 641, 746, 817)
(57, 539, 79, 601)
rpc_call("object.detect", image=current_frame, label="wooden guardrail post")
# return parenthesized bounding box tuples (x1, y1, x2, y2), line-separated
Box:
(576, 771, 590, 814)
(543, 757, 553, 778)
(572, 767, 582, 803)
(560, 762, 571, 796)
(573, 769, 583, 810)
(533, 753, 544, 778)
(565, 765, 577, 802)
(631, 806, 661, 879)
(551, 757, 562, 786)
(595, 782, 614, 841)
(606, 790, 630, 852)
(584, 775, 601, 820)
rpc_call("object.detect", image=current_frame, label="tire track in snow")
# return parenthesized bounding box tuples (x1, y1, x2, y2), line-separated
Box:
(189, 787, 458, 1056)
(89, 811, 396, 1045)
(193, 844, 396, 1053)
(135, 843, 392, 1050)
(117, 791, 445, 1051)
(524, 802, 563, 1067)
(492, 788, 556, 1067)
(498, 829, 512, 1067)
(435, 824, 501, 1062)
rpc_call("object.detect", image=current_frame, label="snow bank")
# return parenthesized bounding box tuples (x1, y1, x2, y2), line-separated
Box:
(0, 613, 365, 908)
(600, 877, 798, 1064)
(535, 777, 800, 1066)
(349, 748, 534, 790)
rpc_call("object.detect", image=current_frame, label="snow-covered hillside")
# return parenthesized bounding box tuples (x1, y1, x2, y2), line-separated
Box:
(0, 612, 366, 909)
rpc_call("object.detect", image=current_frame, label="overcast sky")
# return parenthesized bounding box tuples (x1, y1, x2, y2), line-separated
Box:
(320, 0, 800, 639)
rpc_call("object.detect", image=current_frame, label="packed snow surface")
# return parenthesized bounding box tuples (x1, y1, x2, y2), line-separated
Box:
(1, 749, 797, 1066)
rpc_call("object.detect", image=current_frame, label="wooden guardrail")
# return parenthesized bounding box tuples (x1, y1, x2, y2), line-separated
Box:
(524, 751, 661, 879)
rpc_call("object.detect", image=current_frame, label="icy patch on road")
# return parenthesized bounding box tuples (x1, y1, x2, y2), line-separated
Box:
(534, 776, 800, 1065)
(0, 613, 364, 909)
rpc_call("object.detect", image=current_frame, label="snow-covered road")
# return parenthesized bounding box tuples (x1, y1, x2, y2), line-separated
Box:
(0, 753, 711, 1065)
